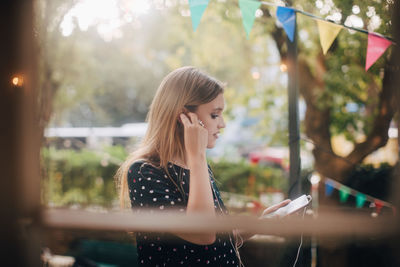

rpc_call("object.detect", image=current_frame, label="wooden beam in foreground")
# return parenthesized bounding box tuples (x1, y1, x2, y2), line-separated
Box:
(42, 209, 397, 240)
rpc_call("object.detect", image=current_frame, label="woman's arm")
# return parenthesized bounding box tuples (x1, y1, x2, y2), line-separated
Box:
(177, 113, 216, 245)
(128, 161, 215, 245)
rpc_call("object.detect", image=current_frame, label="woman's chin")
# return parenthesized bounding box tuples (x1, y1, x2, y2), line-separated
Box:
(207, 142, 216, 149)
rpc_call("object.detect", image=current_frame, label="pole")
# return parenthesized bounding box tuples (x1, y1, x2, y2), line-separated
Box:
(287, 14, 301, 199)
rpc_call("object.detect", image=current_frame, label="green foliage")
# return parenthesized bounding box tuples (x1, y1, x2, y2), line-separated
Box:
(41, 146, 127, 207)
(293, 0, 393, 142)
(209, 159, 288, 197)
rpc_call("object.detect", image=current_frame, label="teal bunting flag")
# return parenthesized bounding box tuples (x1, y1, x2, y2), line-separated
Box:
(239, 0, 262, 39)
(189, 0, 209, 31)
(339, 186, 350, 203)
(356, 193, 366, 208)
(276, 6, 296, 42)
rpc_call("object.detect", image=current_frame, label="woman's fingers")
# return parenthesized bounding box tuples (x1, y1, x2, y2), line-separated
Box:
(180, 112, 204, 128)
(180, 113, 191, 126)
(180, 112, 208, 157)
(187, 112, 199, 126)
(262, 199, 291, 216)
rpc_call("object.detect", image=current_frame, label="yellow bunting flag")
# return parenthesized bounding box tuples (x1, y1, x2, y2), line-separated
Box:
(317, 20, 342, 55)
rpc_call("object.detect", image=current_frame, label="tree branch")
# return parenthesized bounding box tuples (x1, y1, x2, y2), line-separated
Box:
(346, 52, 397, 164)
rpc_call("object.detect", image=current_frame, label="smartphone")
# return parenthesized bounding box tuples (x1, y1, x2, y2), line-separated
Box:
(264, 194, 312, 218)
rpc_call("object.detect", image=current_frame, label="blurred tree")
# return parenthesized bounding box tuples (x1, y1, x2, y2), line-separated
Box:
(261, 0, 397, 182)
(35, 0, 78, 140)
(36, 0, 287, 146)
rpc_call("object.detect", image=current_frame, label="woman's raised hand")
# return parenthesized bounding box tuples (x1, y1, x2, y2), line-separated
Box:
(180, 112, 208, 158)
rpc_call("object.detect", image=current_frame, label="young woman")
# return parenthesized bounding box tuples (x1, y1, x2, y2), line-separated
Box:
(117, 66, 290, 266)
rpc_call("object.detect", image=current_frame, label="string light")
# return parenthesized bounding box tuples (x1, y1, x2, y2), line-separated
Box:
(11, 75, 24, 87)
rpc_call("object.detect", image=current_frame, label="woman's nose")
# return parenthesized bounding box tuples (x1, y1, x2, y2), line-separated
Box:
(218, 117, 226, 129)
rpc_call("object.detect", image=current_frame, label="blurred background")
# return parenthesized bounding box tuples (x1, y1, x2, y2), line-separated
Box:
(39, 0, 397, 209)
(1, 0, 399, 266)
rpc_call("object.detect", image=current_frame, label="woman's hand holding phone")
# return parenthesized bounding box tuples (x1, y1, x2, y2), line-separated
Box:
(260, 199, 291, 219)
(179, 112, 208, 158)
(261, 195, 312, 219)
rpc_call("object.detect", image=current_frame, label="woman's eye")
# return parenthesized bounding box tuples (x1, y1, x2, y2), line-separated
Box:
(211, 114, 219, 119)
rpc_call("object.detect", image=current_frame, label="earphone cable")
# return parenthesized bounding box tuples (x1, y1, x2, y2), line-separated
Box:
(292, 207, 307, 267)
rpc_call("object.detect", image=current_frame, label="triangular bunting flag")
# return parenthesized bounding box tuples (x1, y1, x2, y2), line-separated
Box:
(316, 20, 342, 55)
(189, 0, 209, 31)
(339, 186, 350, 203)
(276, 6, 296, 42)
(365, 33, 392, 71)
(355, 193, 366, 208)
(325, 180, 334, 196)
(374, 199, 384, 214)
(239, 0, 261, 39)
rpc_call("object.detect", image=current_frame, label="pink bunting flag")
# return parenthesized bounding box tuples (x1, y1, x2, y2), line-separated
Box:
(365, 33, 392, 71)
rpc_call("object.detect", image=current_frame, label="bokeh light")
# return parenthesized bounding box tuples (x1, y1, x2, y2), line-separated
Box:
(11, 75, 24, 87)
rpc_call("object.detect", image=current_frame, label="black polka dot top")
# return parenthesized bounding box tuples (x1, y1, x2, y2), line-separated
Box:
(128, 161, 240, 267)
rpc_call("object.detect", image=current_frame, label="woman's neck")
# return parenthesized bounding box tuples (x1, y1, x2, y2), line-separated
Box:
(170, 156, 188, 169)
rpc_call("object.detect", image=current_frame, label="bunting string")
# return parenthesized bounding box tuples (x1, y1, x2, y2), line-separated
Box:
(257, 0, 396, 44)
(324, 177, 396, 215)
(188, 0, 397, 70)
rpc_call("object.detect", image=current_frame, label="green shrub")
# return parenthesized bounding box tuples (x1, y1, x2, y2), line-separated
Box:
(209, 159, 288, 196)
(41, 146, 127, 207)
(41, 147, 288, 207)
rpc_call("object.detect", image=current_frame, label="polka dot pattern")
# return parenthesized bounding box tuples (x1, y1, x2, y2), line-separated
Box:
(128, 161, 239, 267)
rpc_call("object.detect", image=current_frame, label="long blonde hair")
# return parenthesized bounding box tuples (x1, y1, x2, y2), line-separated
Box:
(116, 66, 224, 208)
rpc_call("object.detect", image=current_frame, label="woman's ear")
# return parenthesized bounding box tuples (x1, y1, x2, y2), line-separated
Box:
(182, 107, 190, 114)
